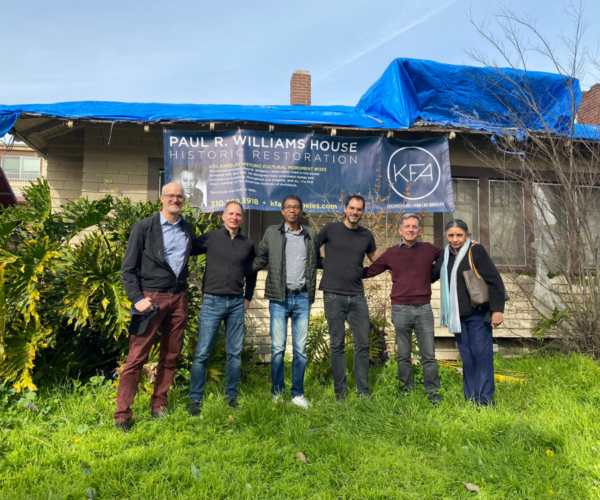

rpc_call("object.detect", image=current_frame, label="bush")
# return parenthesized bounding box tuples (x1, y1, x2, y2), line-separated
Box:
(0, 179, 220, 391)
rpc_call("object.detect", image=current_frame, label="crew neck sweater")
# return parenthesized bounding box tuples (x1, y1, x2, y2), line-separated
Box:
(363, 242, 442, 305)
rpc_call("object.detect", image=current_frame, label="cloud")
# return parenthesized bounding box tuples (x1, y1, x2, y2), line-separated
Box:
(315, 0, 461, 82)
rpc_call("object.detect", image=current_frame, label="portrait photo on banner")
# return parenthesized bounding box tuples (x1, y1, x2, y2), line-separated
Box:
(172, 164, 207, 209)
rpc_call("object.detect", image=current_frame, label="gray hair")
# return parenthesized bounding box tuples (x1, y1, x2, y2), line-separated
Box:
(445, 218, 469, 233)
(400, 213, 422, 227)
(161, 182, 186, 198)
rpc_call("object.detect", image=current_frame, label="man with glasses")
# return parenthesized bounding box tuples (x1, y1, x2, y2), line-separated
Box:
(250, 195, 322, 408)
(117, 183, 198, 431)
(189, 201, 257, 415)
(318, 194, 380, 400)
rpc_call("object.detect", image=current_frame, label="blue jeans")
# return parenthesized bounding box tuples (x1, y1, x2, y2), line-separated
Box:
(190, 294, 245, 402)
(457, 312, 495, 405)
(269, 291, 309, 396)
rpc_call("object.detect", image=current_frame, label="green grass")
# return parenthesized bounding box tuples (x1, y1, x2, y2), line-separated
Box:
(1, 354, 600, 499)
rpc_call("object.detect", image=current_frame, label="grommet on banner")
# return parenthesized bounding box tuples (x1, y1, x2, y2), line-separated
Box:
(448, 131, 456, 140)
(387, 130, 394, 138)
(67, 120, 74, 129)
(144, 125, 150, 133)
(210, 122, 215, 131)
(269, 124, 274, 132)
(330, 128, 337, 136)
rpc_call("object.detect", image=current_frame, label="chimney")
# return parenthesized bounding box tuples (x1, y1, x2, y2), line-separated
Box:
(578, 83, 600, 125)
(290, 70, 311, 106)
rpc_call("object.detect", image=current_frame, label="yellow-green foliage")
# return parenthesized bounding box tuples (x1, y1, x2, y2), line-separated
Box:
(0, 178, 219, 392)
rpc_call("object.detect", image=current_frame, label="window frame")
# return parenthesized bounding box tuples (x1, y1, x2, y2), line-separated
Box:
(1, 155, 42, 179)
(434, 165, 535, 271)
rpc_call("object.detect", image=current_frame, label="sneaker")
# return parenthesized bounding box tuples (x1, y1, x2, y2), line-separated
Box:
(227, 398, 239, 409)
(357, 392, 372, 400)
(272, 394, 281, 403)
(335, 393, 346, 402)
(291, 395, 310, 408)
(429, 393, 442, 405)
(189, 401, 202, 416)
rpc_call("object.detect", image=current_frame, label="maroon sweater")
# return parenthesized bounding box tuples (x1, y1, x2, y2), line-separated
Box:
(363, 242, 442, 305)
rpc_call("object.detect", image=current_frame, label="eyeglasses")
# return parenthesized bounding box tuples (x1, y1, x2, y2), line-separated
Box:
(162, 194, 185, 201)
(283, 205, 302, 211)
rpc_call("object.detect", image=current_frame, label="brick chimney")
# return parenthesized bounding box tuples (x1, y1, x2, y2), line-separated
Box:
(290, 70, 311, 106)
(578, 83, 600, 125)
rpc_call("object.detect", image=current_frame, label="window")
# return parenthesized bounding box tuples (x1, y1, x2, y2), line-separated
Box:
(444, 178, 480, 242)
(1, 156, 41, 180)
(532, 183, 569, 271)
(489, 180, 526, 266)
(578, 186, 600, 266)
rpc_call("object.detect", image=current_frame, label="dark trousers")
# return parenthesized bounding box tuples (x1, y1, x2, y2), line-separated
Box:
(391, 304, 439, 395)
(115, 291, 188, 422)
(324, 293, 371, 397)
(457, 312, 495, 404)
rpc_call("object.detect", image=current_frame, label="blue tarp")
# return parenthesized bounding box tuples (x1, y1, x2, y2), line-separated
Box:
(1, 58, 598, 140)
(357, 58, 582, 135)
(0, 102, 392, 137)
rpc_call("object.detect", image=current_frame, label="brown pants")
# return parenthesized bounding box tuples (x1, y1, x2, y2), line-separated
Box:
(114, 290, 188, 422)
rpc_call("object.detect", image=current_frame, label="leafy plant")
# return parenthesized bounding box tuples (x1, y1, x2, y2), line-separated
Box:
(0, 178, 221, 391)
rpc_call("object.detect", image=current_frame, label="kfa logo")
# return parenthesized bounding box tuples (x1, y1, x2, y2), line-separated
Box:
(387, 146, 441, 200)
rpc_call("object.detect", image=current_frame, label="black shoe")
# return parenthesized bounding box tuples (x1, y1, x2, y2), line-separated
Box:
(429, 393, 442, 405)
(357, 392, 372, 400)
(335, 392, 347, 402)
(400, 388, 412, 396)
(115, 420, 129, 433)
(151, 409, 168, 419)
(227, 398, 239, 409)
(189, 401, 202, 416)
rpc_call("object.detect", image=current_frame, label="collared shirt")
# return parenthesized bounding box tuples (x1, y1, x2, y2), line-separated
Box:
(399, 240, 419, 248)
(160, 212, 188, 277)
(285, 222, 307, 287)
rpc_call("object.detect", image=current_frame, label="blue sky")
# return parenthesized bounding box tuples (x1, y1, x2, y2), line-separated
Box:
(1, 0, 599, 107)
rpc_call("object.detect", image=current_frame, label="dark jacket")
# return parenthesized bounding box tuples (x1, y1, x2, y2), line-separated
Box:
(432, 243, 505, 316)
(121, 213, 197, 305)
(193, 226, 257, 301)
(251, 221, 323, 305)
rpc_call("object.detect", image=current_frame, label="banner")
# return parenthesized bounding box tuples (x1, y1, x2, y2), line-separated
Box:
(164, 130, 454, 213)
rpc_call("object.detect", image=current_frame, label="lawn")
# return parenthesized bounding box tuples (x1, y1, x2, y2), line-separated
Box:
(1, 353, 599, 499)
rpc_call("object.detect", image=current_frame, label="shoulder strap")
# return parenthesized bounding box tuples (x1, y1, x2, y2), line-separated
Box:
(468, 245, 482, 279)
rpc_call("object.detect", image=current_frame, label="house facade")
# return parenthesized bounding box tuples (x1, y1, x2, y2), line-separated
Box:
(3, 62, 591, 360)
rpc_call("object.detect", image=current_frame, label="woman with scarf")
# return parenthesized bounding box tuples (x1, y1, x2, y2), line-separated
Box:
(432, 219, 505, 407)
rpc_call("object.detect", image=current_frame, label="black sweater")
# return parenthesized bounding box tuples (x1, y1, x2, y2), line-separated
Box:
(121, 213, 198, 305)
(193, 226, 257, 300)
(432, 244, 505, 316)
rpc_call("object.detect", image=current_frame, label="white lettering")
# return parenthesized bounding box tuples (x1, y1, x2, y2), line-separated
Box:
(286, 139, 296, 148)
(293, 152, 301, 161)
(338, 155, 347, 164)
(341, 143, 349, 153)
(208, 151, 217, 159)
(350, 156, 357, 164)
(169, 136, 178, 146)
(233, 135, 247, 146)
(214, 137, 224, 147)
(180, 137, 189, 147)
(349, 143, 357, 153)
